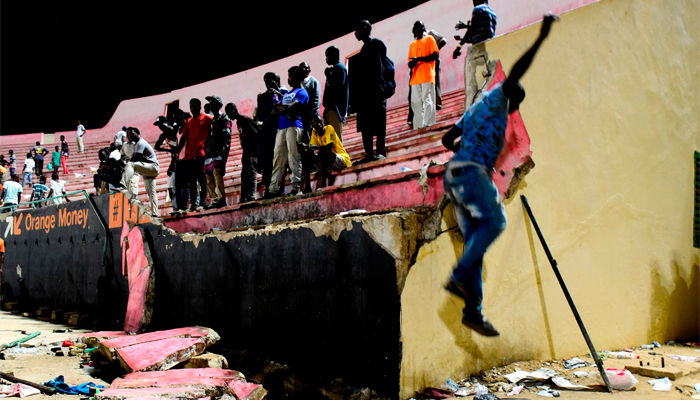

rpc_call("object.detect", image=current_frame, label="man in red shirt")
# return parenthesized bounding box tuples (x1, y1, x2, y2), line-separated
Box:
(177, 98, 212, 212)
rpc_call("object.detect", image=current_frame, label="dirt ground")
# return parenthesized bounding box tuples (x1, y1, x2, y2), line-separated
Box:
(2, 310, 700, 400)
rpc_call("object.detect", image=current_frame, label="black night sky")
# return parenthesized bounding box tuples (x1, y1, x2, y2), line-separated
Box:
(1, 1, 430, 137)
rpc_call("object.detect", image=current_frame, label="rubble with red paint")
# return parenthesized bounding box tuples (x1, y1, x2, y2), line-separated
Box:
(116, 337, 206, 373)
(110, 368, 245, 397)
(225, 381, 268, 400)
(95, 386, 207, 400)
(99, 327, 219, 360)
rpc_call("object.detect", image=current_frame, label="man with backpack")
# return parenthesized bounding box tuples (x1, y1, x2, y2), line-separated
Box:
(351, 20, 395, 165)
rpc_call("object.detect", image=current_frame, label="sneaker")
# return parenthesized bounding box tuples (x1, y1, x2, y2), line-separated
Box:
(286, 189, 300, 197)
(462, 307, 500, 337)
(373, 154, 386, 161)
(195, 206, 205, 212)
(352, 157, 373, 166)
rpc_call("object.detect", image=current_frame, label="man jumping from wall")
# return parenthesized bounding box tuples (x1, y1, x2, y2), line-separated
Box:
(441, 14, 558, 336)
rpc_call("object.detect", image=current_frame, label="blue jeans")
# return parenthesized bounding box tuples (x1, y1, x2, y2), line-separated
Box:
(22, 172, 32, 188)
(444, 162, 506, 310)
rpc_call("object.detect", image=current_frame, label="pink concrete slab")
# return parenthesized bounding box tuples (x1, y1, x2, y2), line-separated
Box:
(226, 381, 267, 400)
(116, 338, 205, 372)
(124, 226, 155, 333)
(102, 327, 219, 350)
(123, 369, 244, 381)
(111, 377, 229, 390)
(96, 387, 206, 400)
(488, 61, 535, 198)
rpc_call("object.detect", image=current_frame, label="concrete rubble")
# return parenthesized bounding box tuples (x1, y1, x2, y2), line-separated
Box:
(73, 327, 266, 400)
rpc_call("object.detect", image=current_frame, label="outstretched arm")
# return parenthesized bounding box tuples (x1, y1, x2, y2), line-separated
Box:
(503, 14, 558, 96)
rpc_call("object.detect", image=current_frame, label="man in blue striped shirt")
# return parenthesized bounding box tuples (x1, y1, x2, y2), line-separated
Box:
(453, 0, 498, 109)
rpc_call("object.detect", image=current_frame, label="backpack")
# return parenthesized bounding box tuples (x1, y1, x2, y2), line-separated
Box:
(380, 55, 396, 100)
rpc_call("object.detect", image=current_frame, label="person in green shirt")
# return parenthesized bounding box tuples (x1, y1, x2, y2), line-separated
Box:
(51, 146, 61, 173)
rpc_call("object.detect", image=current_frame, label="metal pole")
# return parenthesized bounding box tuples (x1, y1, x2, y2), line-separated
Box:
(521, 195, 613, 393)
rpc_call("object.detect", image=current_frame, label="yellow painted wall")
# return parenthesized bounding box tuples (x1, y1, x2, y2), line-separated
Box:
(400, 0, 700, 397)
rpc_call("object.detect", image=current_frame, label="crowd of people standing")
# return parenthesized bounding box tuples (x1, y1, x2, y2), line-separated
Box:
(2, 1, 498, 218)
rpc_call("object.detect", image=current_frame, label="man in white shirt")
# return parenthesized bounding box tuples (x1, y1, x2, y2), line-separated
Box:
(3, 175, 23, 211)
(114, 126, 127, 150)
(48, 172, 69, 206)
(117, 127, 160, 215)
(22, 153, 35, 188)
(76, 120, 86, 153)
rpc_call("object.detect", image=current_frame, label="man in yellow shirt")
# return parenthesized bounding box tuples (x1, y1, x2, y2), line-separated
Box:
(299, 115, 351, 193)
(408, 21, 439, 129)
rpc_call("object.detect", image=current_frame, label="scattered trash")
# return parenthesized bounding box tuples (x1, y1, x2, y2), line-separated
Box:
(42, 376, 104, 396)
(475, 394, 498, 400)
(537, 388, 560, 397)
(443, 378, 470, 396)
(564, 357, 588, 369)
(62, 340, 75, 347)
(2, 332, 41, 350)
(669, 355, 700, 362)
(591, 369, 637, 390)
(647, 377, 672, 391)
(695, 383, 700, 394)
(0, 383, 41, 398)
(604, 351, 637, 359)
(422, 387, 453, 399)
(337, 210, 367, 217)
(506, 384, 524, 396)
(550, 376, 591, 390)
(52, 329, 72, 333)
(3, 348, 36, 355)
(504, 368, 556, 384)
(653, 341, 661, 347)
(641, 344, 655, 350)
(573, 371, 588, 378)
(417, 163, 430, 197)
(401, 166, 413, 172)
(74, 173, 85, 178)
(474, 384, 488, 396)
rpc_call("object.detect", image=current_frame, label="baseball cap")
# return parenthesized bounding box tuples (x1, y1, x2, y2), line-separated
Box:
(205, 95, 223, 107)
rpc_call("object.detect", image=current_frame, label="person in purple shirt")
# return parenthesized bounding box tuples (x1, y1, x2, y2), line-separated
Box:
(266, 66, 309, 198)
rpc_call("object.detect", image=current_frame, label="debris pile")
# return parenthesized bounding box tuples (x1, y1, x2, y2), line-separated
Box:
(72, 326, 267, 400)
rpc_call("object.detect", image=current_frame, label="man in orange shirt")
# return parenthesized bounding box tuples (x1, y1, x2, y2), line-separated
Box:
(408, 21, 439, 129)
(177, 98, 213, 212)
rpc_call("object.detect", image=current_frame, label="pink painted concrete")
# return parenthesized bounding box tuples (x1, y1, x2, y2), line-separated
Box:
(488, 62, 534, 196)
(124, 227, 152, 333)
(0, 133, 44, 146)
(102, 327, 214, 350)
(96, 387, 206, 399)
(111, 377, 230, 390)
(165, 166, 446, 233)
(42, 0, 597, 144)
(116, 337, 205, 372)
(124, 369, 243, 381)
(227, 381, 264, 400)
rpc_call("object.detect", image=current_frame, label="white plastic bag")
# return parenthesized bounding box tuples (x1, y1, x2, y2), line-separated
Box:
(591, 368, 638, 390)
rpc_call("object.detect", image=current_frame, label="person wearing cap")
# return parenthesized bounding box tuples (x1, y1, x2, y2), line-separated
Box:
(226, 102, 260, 203)
(115, 127, 127, 150)
(177, 98, 212, 212)
(408, 21, 439, 129)
(203, 95, 232, 209)
(154, 116, 180, 214)
(118, 127, 160, 215)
